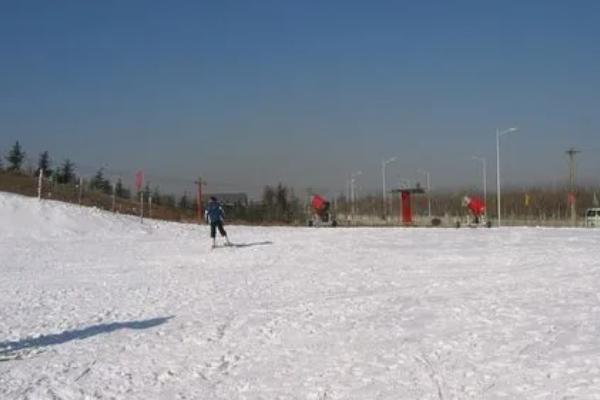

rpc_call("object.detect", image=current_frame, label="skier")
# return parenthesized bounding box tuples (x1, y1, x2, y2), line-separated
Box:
(205, 196, 231, 248)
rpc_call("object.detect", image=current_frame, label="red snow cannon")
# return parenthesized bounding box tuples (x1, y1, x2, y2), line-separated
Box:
(308, 194, 337, 227)
(311, 195, 329, 215)
(463, 195, 485, 217)
(459, 195, 491, 228)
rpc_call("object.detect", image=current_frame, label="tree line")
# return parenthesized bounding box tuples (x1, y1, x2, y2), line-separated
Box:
(334, 185, 600, 223)
(0, 141, 307, 224)
(3, 140, 597, 224)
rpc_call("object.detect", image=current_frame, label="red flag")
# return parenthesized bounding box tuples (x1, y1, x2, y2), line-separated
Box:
(135, 170, 144, 192)
(567, 192, 576, 206)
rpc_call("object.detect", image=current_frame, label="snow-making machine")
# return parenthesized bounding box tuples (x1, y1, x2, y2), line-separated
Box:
(307, 194, 337, 227)
(456, 195, 492, 228)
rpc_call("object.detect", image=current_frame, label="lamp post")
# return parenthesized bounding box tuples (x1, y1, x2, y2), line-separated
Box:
(382, 157, 397, 219)
(346, 178, 351, 220)
(496, 127, 518, 227)
(417, 169, 431, 218)
(472, 156, 487, 217)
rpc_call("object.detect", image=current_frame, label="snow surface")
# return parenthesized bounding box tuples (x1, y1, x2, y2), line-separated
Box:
(1, 191, 600, 399)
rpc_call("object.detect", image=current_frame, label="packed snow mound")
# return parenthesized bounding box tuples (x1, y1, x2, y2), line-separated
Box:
(0, 191, 154, 240)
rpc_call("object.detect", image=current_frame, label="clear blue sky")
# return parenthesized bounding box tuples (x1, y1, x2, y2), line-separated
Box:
(1, 1, 599, 197)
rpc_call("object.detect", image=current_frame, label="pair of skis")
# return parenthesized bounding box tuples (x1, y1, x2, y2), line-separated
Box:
(211, 239, 233, 250)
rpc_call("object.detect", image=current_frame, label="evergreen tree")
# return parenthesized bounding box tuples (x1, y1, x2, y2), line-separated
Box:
(6, 141, 25, 172)
(152, 186, 162, 205)
(50, 167, 61, 184)
(275, 183, 289, 221)
(90, 168, 105, 191)
(36, 151, 52, 177)
(262, 185, 275, 220)
(114, 178, 131, 199)
(162, 194, 176, 208)
(178, 192, 190, 209)
(58, 159, 76, 184)
(114, 178, 124, 197)
(90, 168, 112, 194)
(104, 181, 113, 195)
(143, 183, 151, 202)
(288, 189, 304, 222)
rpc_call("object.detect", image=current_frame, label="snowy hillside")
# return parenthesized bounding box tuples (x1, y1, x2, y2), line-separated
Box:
(1, 191, 600, 399)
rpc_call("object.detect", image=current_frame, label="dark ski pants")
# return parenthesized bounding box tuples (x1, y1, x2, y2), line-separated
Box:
(210, 221, 227, 238)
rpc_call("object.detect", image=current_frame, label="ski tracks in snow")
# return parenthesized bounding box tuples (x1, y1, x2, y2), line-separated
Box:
(3, 194, 600, 398)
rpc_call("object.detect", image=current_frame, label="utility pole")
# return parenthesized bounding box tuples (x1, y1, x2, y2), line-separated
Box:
(37, 168, 44, 200)
(346, 179, 351, 221)
(566, 147, 581, 226)
(496, 127, 518, 227)
(417, 169, 431, 218)
(472, 156, 487, 217)
(195, 177, 205, 223)
(135, 170, 144, 223)
(112, 178, 117, 212)
(350, 171, 362, 222)
(139, 191, 144, 224)
(382, 157, 397, 221)
(78, 176, 83, 205)
(350, 178, 355, 218)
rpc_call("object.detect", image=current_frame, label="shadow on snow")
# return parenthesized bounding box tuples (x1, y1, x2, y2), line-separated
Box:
(0, 316, 173, 356)
(230, 241, 274, 248)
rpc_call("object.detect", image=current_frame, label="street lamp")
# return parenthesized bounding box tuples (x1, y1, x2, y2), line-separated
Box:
(472, 156, 487, 217)
(496, 127, 518, 227)
(382, 157, 397, 219)
(397, 178, 411, 188)
(417, 169, 431, 218)
(350, 170, 362, 220)
(345, 178, 352, 222)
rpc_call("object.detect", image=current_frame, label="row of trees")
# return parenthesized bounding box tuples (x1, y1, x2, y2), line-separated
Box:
(0, 142, 177, 210)
(1, 141, 163, 202)
(5, 140, 596, 224)
(171, 184, 305, 223)
(261, 184, 303, 222)
(1, 142, 77, 184)
(1, 141, 308, 223)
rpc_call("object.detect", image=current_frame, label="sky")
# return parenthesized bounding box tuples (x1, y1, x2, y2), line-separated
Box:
(1, 1, 599, 198)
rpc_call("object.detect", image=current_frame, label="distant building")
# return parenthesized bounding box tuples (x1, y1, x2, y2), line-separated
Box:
(205, 193, 248, 207)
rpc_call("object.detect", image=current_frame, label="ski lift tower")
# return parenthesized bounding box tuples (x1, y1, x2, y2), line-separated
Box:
(391, 184, 426, 225)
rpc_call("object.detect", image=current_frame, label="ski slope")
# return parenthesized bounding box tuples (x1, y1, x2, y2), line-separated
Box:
(1, 191, 600, 399)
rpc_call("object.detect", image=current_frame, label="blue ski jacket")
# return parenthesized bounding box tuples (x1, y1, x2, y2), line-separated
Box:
(205, 200, 225, 223)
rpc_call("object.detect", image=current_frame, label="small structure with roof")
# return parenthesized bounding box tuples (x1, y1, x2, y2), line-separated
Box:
(390, 184, 425, 225)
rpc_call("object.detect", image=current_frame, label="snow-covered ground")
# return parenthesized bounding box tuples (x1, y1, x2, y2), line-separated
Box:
(1, 191, 600, 399)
